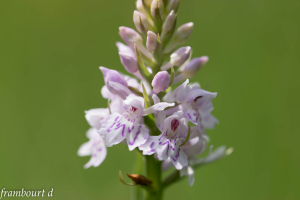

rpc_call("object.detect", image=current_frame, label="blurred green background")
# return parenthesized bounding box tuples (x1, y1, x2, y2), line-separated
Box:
(0, 0, 299, 199)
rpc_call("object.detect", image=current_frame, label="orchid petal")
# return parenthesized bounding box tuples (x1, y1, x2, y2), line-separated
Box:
(139, 136, 161, 155)
(77, 140, 93, 156)
(85, 108, 109, 130)
(101, 86, 116, 100)
(143, 102, 175, 116)
(172, 79, 189, 103)
(170, 147, 188, 170)
(98, 113, 126, 147)
(78, 128, 107, 169)
(152, 94, 166, 131)
(126, 124, 149, 151)
(186, 89, 217, 104)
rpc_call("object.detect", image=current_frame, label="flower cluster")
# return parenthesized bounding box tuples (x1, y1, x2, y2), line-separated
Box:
(78, 0, 232, 188)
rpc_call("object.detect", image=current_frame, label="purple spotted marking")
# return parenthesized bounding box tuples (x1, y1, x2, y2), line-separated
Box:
(171, 119, 179, 131)
(166, 143, 169, 156)
(107, 116, 120, 132)
(128, 125, 134, 133)
(97, 148, 102, 152)
(150, 142, 155, 149)
(114, 123, 126, 137)
(129, 125, 142, 145)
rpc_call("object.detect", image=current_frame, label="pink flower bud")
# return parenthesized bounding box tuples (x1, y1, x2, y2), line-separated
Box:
(99, 67, 128, 97)
(133, 11, 152, 33)
(119, 27, 152, 59)
(119, 26, 143, 49)
(182, 56, 209, 75)
(119, 53, 139, 73)
(173, 23, 194, 43)
(162, 10, 176, 33)
(146, 31, 158, 51)
(170, 46, 191, 67)
(116, 42, 135, 58)
(136, 0, 147, 15)
(151, 0, 164, 18)
(152, 71, 170, 93)
(166, 0, 179, 13)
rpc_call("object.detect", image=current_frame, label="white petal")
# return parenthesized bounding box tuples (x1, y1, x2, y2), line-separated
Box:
(85, 108, 109, 130)
(110, 97, 125, 114)
(187, 166, 195, 187)
(185, 89, 217, 104)
(154, 112, 166, 132)
(77, 140, 93, 157)
(98, 113, 126, 147)
(79, 129, 107, 169)
(205, 146, 226, 163)
(170, 147, 188, 170)
(200, 110, 219, 129)
(139, 136, 160, 155)
(143, 102, 175, 116)
(126, 124, 149, 151)
(92, 142, 107, 167)
(152, 94, 160, 104)
(183, 108, 201, 126)
(101, 85, 116, 100)
(171, 79, 189, 103)
(156, 139, 171, 161)
(152, 94, 166, 131)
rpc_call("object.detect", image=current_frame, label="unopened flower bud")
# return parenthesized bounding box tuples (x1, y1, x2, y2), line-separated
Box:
(99, 67, 128, 98)
(119, 26, 152, 58)
(182, 56, 209, 75)
(119, 53, 139, 73)
(136, 0, 147, 15)
(144, 0, 153, 7)
(170, 46, 191, 67)
(116, 42, 135, 58)
(162, 10, 176, 33)
(166, 0, 179, 13)
(133, 11, 152, 33)
(146, 31, 158, 51)
(173, 22, 194, 45)
(152, 71, 170, 93)
(164, 23, 194, 53)
(119, 26, 143, 49)
(151, 0, 164, 18)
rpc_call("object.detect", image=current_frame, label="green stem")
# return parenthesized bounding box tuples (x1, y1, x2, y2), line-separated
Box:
(132, 150, 145, 200)
(146, 155, 163, 200)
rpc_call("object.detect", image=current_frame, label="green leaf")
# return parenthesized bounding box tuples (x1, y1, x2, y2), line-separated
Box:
(135, 45, 153, 84)
(129, 86, 143, 97)
(108, 99, 112, 114)
(142, 83, 151, 109)
(169, 66, 175, 86)
(153, 2, 162, 34)
(180, 123, 190, 147)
